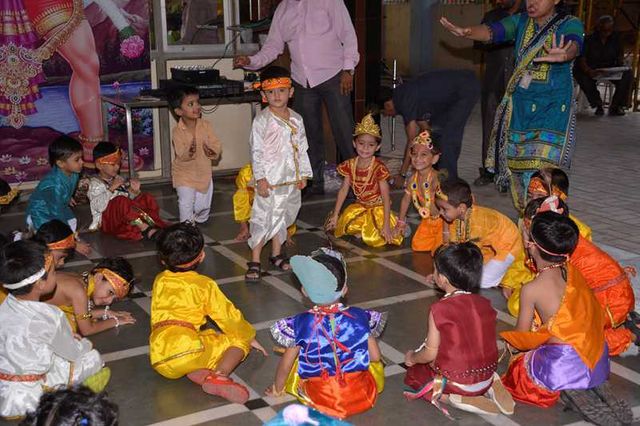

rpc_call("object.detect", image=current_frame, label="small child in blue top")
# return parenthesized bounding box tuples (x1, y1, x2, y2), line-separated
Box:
(268, 247, 386, 419)
(27, 136, 84, 232)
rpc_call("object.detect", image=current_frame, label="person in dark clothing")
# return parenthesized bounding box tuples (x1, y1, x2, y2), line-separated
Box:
(474, 0, 515, 188)
(574, 15, 632, 116)
(380, 70, 480, 186)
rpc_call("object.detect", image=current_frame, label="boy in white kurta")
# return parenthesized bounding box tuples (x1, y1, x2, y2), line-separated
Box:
(0, 241, 107, 419)
(246, 66, 312, 282)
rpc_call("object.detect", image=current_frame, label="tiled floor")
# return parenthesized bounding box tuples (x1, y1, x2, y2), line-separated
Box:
(1, 107, 639, 425)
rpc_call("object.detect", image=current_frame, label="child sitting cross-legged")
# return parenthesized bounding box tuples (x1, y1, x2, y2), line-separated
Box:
(500, 212, 632, 425)
(267, 247, 386, 419)
(432, 179, 521, 288)
(326, 113, 401, 247)
(45, 257, 136, 336)
(88, 141, 167, 240)
(404, 242, 514, 417)
(0, 240, 109, 419)
(150, 223, 267, 403)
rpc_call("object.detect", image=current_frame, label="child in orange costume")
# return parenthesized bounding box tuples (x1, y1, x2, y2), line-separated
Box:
(394, 131, 443, 251)
(515, 197, 638, 355)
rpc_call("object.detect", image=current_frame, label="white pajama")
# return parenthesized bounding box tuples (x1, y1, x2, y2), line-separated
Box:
(481, 253, 516, 288)
(176, 178, 214, 223)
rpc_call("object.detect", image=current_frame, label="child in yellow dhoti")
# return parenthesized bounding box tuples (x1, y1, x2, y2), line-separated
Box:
(233, 163, 296, 242)
(394, 131, 443, 252)
(326, 114, 401, 247)
(150, 223, 267, 403)
(433, 179, 521, 288)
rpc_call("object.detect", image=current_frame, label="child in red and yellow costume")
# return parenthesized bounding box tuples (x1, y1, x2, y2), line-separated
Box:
(404, 242, 515, 418)
(394, 131, 443, 252)
(507, 197, 638, 355)
(501, 211, 610, 408)
(326, 114, 402, 247)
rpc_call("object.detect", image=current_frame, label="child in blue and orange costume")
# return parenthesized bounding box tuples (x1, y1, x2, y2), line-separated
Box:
(509, 197, 638, 356)
(502, 167, 594, 317)
(404, 242, 515, 417)
(500, 212, 623, 417)
(326, 114, 402, 247)
(433, 179, 521, 288)
(149, 222, 267, 404)
(394, 131, 443, 252)
(26, 135, 84, 232)
(232, 163, 296, 242)
(267, 247, 386, 419)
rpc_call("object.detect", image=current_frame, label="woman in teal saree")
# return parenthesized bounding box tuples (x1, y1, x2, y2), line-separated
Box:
(440, 0, 584, 213)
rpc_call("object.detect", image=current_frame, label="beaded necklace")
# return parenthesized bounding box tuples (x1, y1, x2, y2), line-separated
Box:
(410, 169, 435, 219)
(350, 157, 376, 200)
(442, 289, 471, 300)
(535, 262, 565, 276)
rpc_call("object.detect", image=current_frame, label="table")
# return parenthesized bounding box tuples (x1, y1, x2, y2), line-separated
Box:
(101, 92, 261, 176)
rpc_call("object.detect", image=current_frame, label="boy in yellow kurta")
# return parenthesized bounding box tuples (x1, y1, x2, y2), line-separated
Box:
(433, 179, 521, 288)
(150, 223, 266, 404)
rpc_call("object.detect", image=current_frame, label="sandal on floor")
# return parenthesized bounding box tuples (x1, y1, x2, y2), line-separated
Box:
(624, 314, 640, 346)
(245, 262, 261, 283)
(269, 254, 290, 271)
(187, 369, 214, 385)
(201, 373, 249, 404)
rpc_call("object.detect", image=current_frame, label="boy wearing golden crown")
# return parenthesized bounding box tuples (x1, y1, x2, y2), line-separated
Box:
(326, 113, 402, 247)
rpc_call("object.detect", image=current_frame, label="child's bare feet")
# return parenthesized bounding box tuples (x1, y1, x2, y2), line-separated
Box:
(202, 374, 249, 403)
(235, 222, 250, 241)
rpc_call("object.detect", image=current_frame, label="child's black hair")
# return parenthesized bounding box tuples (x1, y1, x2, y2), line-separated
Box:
(309, 252, 347, 293)
(49, 135, 82, 167)
(167, 86, 200, 112)
(410, 134, 441, 156)
(433, 242, 483, 293)
(439, 178, 473, 208)
(20, 385, 119, 426)
(93, 141, 119, 162)
(259, 66, 291, 83)
(529, 212, 579, 263)
(531, 167, 570, 197)
(0, 240, 49, 296)
(523, 197, 570, 221)
(91, 257, 134, 288)
(156, 223, 205, 272)
(34, 219, 75, 257)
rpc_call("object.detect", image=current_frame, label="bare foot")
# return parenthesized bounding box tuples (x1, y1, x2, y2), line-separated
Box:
(235, 223, 250, 241)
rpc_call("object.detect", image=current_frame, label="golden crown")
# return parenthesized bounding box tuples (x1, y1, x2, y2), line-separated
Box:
(354, 113, 381, 139)
(411, 131, 433, 149)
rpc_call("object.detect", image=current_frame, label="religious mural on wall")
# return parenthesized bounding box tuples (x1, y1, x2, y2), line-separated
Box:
(0, 0, 153, 184)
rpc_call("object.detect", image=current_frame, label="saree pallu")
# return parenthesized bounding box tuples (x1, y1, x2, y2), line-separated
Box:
(486, 13, 584, 213)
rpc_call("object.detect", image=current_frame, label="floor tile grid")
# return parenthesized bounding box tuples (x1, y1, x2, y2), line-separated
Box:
(107, 217, 640, 426)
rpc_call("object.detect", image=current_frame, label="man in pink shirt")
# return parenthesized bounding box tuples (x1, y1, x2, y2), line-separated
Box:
(234, 0, 359, 196)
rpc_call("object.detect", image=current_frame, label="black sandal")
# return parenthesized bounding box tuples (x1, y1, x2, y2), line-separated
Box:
(245, 262, 261, 282)
(269, 254, 290, 271)
(624, 313, 640, 347)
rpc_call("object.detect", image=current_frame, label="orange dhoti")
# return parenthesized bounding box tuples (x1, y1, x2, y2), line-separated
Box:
(411, 216, 443, 252)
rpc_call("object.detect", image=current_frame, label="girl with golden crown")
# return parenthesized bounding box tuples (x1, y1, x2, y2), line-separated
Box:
(325, 114, 402, 247)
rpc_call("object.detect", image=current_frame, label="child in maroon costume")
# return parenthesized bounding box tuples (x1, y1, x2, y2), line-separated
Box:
(404, 242, 514, 417)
